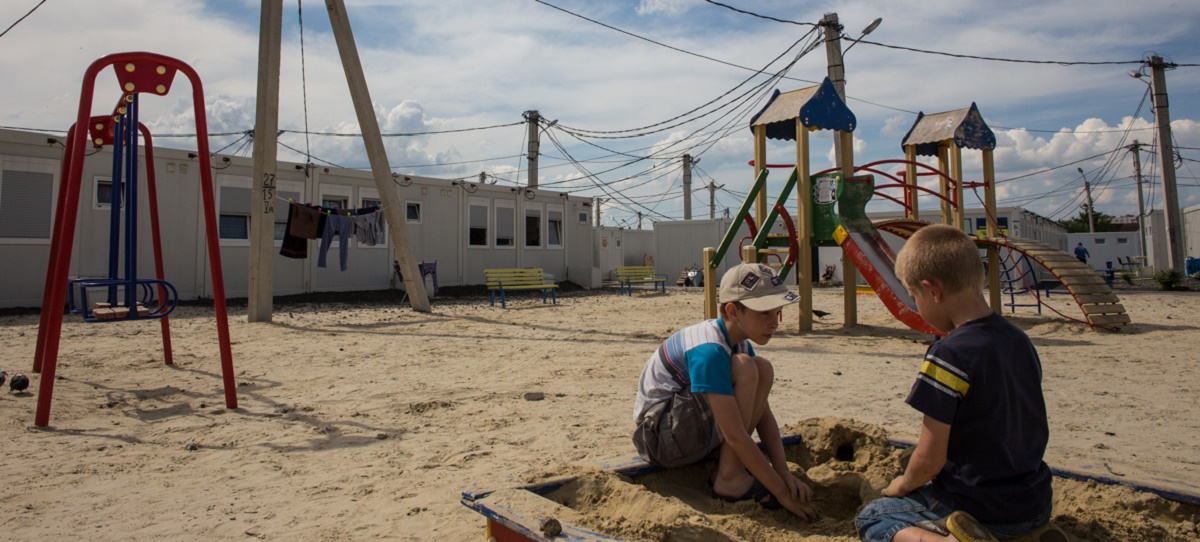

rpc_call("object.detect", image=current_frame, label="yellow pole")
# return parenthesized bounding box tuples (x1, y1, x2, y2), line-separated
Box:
(937, 144, 951, 225)
(951, 144, 965, 231)
(703, 247, 717, 319)
(797, 123, 813, 331)
(983, 149, 1001, 313)
(904, 146, 919, 221)
(754, 125, 768, 231)
(840, 130, 856, 327)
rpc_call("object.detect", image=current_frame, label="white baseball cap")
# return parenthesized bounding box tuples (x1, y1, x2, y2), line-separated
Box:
(718, 263, 800, 312)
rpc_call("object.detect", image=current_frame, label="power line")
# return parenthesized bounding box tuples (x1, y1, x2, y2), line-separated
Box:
(0, 0, 47, 40)
(701, 0, 816, 27)
(851, 38, 1145, 66)
(287, 122, 523, 137)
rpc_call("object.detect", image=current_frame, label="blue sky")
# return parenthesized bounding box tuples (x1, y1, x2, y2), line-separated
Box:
(2, 0, 1199, 228)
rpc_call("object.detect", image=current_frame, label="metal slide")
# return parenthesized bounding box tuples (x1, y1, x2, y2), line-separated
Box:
(834, 224, 942, 336)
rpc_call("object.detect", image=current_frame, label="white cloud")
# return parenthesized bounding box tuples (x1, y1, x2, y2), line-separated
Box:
(635, 0, 695, 16)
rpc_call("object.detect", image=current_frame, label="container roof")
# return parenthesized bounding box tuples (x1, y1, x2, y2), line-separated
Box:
(749, 77, 856, 140)
(900, 102, 995, 156)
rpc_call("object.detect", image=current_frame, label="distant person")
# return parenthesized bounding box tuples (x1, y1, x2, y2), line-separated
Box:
(1074, 242, 1090, 265)
(855, 225, 1066, 542)
(632, 263, 816, 520)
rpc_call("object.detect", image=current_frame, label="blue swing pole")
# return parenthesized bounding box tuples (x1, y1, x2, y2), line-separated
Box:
(107, 114, 125, 307)
(123, 95, 140, 313)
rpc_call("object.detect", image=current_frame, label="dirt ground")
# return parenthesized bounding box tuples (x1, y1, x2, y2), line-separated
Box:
(1, 286, 1199, 540)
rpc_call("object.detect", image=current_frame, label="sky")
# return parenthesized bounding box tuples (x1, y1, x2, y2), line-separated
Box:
(2, 0, 1200, 229)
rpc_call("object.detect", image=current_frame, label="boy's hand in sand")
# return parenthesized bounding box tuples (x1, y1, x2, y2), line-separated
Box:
(881, 475, 912, 497)
(779, 471, 814, 503)
(778, 491, 818, 521)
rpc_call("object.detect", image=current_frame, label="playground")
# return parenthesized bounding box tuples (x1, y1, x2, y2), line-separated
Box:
(2, 287, 1199, 540)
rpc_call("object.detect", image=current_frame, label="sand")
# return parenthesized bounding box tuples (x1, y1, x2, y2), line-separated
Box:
(2, 286, 1199, 541)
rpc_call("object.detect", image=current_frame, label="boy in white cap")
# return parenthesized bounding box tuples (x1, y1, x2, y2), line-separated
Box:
(632, 263, 816, 519)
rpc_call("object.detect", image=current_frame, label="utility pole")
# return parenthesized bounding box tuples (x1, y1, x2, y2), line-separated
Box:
(1078, 168, 1095, 233)
(1130, 141, 1148, 263)
(708, 181, 722, 219)
(594, 197, 603, 227)
(637, 211, 643, 230)
(682, 154, 692, 220)
(325, 0, 429, 311)
(247, 0, 283, 323)
(1148, 55, 1184, 270)
(821, 13, 847, 165)
(525, 110, 540, 188)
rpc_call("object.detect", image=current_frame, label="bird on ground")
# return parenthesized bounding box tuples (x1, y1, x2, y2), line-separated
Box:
(0, 371, 6, 388)
(812, 310, 830, 319)
(10, 373, 30, 393)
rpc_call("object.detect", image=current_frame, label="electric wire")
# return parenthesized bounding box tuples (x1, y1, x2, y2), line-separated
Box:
(0, 0, 47, 40)
(850, 38, 1145, 66)
(298, 0, 313, 166)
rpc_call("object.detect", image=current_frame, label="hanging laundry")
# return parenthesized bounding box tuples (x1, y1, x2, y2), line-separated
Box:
(318, 213, 354, 271)
(353, 209, 386, 246)
(287, 203, 322, 239)
(279, 203, 308, 259)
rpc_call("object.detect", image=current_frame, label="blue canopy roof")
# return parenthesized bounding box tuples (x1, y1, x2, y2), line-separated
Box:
(749, 77, 856, 140)
(900, 102, 996, 156)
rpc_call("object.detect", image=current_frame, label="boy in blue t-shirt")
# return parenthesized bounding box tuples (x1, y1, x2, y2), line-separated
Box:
(856, 225, 1065, 542)
(632, 263, 816, 520)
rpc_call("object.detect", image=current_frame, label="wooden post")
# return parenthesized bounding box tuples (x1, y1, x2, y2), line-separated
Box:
(703, 247, 717, 319)
(904, 146, 918, 221)
(324, 0, 429, 311)
(840, 131, 856, 327)
(937, 144, 951, 225)
(983, 149, 1000, 313)
(753, 125, 768, 230)
(796, 123, 812, 331)
(247, 0, 284, 323)
(951, 144, 965, 231)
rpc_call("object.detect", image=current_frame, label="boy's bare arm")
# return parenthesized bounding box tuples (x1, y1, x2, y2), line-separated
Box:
(882, 415, 950, 497)
(708, 394, 816, 519)
(757, 404, 814, 503)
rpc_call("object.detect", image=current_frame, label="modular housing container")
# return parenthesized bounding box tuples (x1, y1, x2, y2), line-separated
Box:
(0, 127, 596, 308)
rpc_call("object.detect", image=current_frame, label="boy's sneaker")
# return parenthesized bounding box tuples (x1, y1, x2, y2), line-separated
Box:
(946, 511, 999, 542)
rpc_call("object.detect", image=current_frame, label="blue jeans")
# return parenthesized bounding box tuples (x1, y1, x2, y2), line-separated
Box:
(855, 486, 1050, 542)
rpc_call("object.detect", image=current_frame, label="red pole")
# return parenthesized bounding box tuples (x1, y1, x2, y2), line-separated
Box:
(139, 124, 174, 365)
(35, 57, 107, 426)
(33, 125, 78, 374)
(175, 59, 238, 409)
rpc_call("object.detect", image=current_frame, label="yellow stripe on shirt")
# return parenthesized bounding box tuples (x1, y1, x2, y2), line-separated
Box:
(920, 360, 969, 397)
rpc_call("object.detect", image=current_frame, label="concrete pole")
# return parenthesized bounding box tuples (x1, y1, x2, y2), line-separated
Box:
(594, 197, 602, 227)
(682, 154, 692, 220)
(1130, 141, 1148, 263)
(324, 0, 429, 311)
(637, 211, 643, 230)
(822, 13, 846, 167)
(1149, 56, 1185, 271)
(247, 0, 283, 323)
(709, 181, 718, 219)
(1084, 182, 1095, 233)
(526, 110, 540, 188)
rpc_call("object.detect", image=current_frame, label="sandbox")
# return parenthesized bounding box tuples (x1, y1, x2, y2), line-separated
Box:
(463, 418, 1200, 541)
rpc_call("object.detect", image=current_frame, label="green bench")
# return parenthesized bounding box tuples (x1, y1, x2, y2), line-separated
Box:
(615, 265, 669, 296)
(484, 268, 558, 308)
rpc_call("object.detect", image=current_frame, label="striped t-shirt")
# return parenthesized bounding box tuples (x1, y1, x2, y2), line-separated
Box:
(633, 318, 755, 422)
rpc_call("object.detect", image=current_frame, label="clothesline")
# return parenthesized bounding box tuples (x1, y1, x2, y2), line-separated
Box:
(274, 195, 391, 214)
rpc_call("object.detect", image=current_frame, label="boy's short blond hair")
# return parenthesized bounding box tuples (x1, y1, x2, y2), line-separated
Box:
(895, 224, 984, 295)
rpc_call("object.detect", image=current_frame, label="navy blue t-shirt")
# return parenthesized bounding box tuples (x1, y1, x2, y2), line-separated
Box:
(906, 312, 1052, 524)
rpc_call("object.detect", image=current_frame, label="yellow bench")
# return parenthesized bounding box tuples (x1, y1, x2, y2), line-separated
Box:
(615, 265, 669, 296)
(484, 268, 558, 308)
